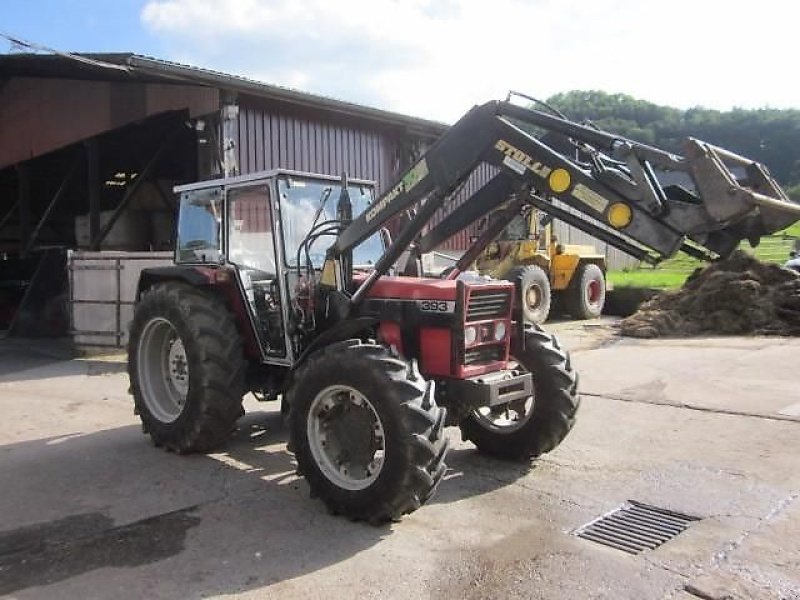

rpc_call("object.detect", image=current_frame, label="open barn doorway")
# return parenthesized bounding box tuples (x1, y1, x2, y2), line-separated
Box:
(0, 109, 205, 338)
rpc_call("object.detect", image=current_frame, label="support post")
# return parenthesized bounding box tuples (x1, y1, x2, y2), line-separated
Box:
(221, 92, 239, 177)
(24, 157, 80, 255)
(85, 139, 101, 250)
(0, 200, 19, 233)
(17, 163, 31, 255)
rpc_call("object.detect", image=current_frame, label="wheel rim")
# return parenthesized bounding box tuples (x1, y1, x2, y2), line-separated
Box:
(586, 278, 602, 305)
(524, 283, 543, 311)
(306, 385, 386, 491)
(136, 317, 189, 423)
(473, 362, 535, 433)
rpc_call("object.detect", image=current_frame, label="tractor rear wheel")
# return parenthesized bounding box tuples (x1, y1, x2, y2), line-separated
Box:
(507, 265, 551, 324)
(128, 282, 245, 453)
(564, 262, 606, 319)
(459, 325, 579, 460)
(288, 340, 448, 523)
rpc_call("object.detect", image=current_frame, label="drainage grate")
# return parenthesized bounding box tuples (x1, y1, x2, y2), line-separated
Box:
(575, 500, 700, 554)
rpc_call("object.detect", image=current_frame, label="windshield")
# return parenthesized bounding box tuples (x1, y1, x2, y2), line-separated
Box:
(278, 176, 383, 268)
(175, 188, 222, 263)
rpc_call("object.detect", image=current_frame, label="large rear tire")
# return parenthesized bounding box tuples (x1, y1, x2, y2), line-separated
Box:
(459, 325, 579, 460)
(288, 340, 448, 523)
(128, 283, 245, 453)
(507, 265, 551, 324)
(564, 262, 606, 319)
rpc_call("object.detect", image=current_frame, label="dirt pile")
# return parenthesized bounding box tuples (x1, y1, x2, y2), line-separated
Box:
(620, 251, 800, 338)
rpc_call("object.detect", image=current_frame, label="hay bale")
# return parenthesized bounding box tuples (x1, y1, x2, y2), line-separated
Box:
(620, 250, 800, 338)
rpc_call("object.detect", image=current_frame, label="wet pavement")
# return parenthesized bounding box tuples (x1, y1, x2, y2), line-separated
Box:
(0, 325, 798, 599)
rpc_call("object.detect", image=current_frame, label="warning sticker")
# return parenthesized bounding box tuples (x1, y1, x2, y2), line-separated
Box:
(572, 184, 610, 213)
(503, 155, 527, 176)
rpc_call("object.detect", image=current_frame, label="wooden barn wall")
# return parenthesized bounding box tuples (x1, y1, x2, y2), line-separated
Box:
(0, 77, 218, 169)
(234, 98, 399, 194)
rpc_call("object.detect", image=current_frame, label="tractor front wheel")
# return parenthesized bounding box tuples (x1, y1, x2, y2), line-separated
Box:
(128, 283, 245, 453)
(289, 340, 448, 523)
(459, 325, 579, 460)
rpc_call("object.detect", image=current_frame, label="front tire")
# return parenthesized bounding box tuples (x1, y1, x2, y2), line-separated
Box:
(288, 340, 448, 523)
(459, 325, 579, 460)
(128, 283, 246, 453)
(507, 265, 551, 324)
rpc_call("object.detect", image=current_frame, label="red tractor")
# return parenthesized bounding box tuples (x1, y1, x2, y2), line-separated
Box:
(129, 96, 800, 523)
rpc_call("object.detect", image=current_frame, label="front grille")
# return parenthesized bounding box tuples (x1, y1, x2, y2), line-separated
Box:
(466, 289, 511, 321)
(464, 345, 504, 366)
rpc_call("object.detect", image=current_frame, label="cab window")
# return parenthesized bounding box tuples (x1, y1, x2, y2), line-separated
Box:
(175, 188, 223, 264)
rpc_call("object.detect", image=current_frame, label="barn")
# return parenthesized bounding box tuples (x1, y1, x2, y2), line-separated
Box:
(0, 52, 631, 346)
(0, 52, 454, 345)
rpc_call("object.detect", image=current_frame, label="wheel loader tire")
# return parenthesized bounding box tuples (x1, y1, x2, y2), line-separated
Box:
(288, 340, 449, 523)
(128, 282, 245, 453)
(564, 262, 606, 319)
(507, 265, 551, 324)
(459, 325, 579, 460)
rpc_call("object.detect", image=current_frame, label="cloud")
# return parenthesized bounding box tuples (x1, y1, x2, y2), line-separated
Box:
(141, 0, 800, 122)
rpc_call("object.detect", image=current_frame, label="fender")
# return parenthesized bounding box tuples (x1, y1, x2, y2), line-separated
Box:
(136, 265, 217, 299)
(136, 265, 262, 359)
(293, 316, 379, 369)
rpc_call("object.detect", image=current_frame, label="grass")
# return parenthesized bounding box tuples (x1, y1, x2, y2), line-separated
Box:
(607, 224, 800, 290)
(608, 269, 691, 289)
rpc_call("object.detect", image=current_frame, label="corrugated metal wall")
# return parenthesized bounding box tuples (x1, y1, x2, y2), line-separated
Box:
(429, 162, 498, 251)
(234, 98, 399, 193)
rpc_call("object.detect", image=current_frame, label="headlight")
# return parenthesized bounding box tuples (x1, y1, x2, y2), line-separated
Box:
(464, 326, 478, 346)
(494, 322, 506, 341)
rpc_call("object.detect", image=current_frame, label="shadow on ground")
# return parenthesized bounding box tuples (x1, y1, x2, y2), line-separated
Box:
(0, 409, 530, 597)
(0, 338, 126, 383)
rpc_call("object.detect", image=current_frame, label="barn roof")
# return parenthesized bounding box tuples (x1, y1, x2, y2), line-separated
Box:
(0, 52, 448, 138)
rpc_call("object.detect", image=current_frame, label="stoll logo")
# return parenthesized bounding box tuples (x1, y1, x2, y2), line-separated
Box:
(495, 140, 551, 178)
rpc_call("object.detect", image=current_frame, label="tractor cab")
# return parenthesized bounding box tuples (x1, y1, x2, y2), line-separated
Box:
(172, 170, 381, 363)
(171, 170, 524, 388)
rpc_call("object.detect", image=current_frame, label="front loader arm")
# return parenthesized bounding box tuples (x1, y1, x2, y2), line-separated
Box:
(333, 99, 800, 304)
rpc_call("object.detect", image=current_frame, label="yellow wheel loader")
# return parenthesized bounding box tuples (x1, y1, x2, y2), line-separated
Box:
(474, 207, 606, 324)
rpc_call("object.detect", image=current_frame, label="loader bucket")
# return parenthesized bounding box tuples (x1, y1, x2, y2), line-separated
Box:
(684, 138, 800, 245)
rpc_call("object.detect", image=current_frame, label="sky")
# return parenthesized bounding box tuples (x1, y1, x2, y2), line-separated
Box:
(3, 0, 799, 123)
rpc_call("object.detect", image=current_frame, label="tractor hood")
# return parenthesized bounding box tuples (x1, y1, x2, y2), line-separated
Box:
(355, 274, 459, 301)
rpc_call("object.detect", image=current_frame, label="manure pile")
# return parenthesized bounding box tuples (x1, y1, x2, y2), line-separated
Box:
(620, 251, 800, 338)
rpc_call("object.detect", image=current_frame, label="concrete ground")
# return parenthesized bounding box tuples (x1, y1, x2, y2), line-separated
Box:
(0, 323, 798, 599)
